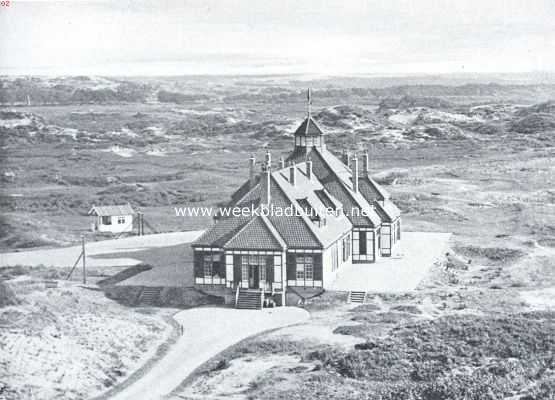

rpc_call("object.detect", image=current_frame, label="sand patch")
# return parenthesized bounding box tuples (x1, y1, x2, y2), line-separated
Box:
(520, 287, 555, 310)
(180, 355, 301, 400)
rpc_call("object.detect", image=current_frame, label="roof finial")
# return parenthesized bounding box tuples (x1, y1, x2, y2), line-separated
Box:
(307, 88, 312, 118)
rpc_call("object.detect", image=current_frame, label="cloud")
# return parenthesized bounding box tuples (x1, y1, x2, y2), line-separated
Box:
(1, 0, 554, 75)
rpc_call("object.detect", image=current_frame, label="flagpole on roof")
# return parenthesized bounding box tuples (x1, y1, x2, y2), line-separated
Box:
(307, 88, 312, 118)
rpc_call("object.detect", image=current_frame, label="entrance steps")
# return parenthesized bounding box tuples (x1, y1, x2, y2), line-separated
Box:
(236, 288, 263, 310)
(139, 287, 162, 305)
(347, 291, 367, 304)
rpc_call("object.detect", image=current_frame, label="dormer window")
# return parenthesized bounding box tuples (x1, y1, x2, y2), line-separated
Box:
(296, 197, 320, 222)
(315, 189, 336, 211)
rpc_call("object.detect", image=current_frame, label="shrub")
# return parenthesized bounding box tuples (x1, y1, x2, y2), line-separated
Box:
(0, 281, 18, 307)
(391, 305, 422, 314)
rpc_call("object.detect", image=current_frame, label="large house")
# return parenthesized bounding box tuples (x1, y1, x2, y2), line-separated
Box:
(191, 106, 401, 307)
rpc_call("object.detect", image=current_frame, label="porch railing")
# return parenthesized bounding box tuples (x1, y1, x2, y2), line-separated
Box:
(226, 280, 282, 292)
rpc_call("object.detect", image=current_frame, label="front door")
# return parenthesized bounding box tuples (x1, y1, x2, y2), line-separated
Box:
(248, 265, 259, 289)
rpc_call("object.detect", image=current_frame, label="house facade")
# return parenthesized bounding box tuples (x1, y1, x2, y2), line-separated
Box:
(191, 109, 401, 305)
(88, 204, 135, 234)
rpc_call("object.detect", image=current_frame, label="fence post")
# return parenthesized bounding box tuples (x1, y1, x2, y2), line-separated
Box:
(82, 235, 86, 285)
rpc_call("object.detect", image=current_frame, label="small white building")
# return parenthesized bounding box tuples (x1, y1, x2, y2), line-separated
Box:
(88, 204, 135, 234)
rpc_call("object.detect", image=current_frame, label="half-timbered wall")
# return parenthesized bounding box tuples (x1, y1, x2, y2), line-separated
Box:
(381, 224, 392, 256)
(194, 248, 284, 290)
(227, 250, 283, 290)
(352, 228, 377, 263)
(286, 249, 323, 288)
(193, 248, 225, 285)
(381, 218, 401, 257)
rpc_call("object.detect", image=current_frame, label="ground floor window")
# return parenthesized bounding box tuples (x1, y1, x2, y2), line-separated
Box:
(117, 216, 125, 224)
(381, 225, 392, 256)
(239, 254, 272, 289)
(353, 230, 375, 262)
(359, 231, 367, 255)
(203, 253, 221, 278)
(195, 251, 224, 284)
(101, 216, 111, 225)
(342, 234, 351, 262)
(332, 243, 339, 271)
(286, 252, 322, 288)
(296, 255, 313, 280)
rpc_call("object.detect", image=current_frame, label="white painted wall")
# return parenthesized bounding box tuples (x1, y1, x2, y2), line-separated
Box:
(95, 214, 134, 233)
(322, 234, 351, 289)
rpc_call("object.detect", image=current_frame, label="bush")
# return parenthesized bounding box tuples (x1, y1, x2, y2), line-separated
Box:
(0, 281, 18, 307)
(455, 246, 525, 264)
(391, 305, 422, 314)
(307, 314, 554, 395)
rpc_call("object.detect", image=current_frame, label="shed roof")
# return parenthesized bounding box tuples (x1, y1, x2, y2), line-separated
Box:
(88, 204, 134, 216)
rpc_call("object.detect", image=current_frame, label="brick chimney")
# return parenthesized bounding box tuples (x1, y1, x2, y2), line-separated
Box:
(289, 162, 296, 186)
(362, 151, 369, 174)
(342, 151, 349, 166)
(352, 156, 359, 193)
(344, 151, 352, 169)
(249, 155, 256, 188)
(264, 150, 271, 168)
(306, 159, 312, 180)
(262, 152, 272, 205)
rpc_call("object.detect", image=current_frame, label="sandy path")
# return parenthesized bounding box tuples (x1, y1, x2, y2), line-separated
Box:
(107, 306, 309, 400)
(0, 231, 204, 268)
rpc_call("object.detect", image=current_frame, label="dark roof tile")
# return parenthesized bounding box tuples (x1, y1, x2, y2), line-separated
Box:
(223, 215, 285, 250)
(293, 116, 324, 137)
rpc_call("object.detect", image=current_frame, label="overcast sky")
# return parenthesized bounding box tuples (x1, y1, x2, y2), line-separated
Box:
(1, 0, 554, 75)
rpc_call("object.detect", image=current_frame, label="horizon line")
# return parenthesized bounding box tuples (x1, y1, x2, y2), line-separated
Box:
(2, 70, 555, 79)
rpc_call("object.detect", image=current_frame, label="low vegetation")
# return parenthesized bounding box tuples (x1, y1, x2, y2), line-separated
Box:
(0, 277, 175, 400)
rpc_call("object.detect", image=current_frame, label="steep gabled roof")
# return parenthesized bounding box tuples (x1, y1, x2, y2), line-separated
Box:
(194, 112, 402, 252)
(192, 215, 251, 248)
(294, 116, 324, 137)
(229, 176, 260, 204)
(88, 204, 134, 216)
(373, 199, 401, 222)
(358, 175, 391, 201)
(272, 163, 352, 248)
(223, 214, 286, 251)
(285, 146, 309, 162)
(310, 147, 382, 228)
(225, 174, 323, 249)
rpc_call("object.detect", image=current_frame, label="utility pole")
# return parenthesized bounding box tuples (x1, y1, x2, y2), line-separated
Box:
(137, 212, 144, 236)
(82, 235, 86, 284)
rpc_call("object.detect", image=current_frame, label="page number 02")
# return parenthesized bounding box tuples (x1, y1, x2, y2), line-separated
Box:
(1, 1, 10, 6)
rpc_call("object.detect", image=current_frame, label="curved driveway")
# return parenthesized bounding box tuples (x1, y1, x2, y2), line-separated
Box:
(108, 306, 309, 400)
